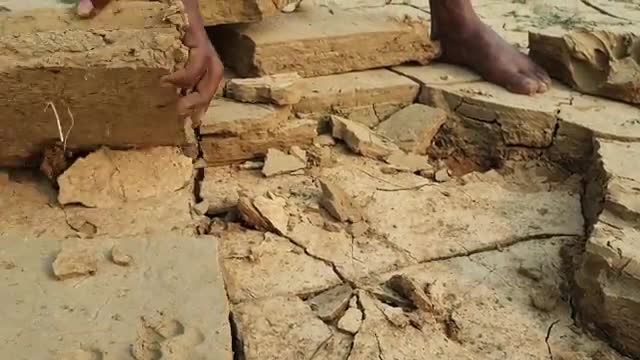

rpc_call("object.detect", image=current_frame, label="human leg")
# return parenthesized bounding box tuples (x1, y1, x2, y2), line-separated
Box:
(430, 0, 551, 95)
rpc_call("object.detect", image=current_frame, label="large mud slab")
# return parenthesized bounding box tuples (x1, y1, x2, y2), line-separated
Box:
(212, 5, 438, 78)
(0, 2, 191, 167)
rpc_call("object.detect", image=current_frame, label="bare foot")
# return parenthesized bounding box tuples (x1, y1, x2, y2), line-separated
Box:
(431, 0, 551, 95)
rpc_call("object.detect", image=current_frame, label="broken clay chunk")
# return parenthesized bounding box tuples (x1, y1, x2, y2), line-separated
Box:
(337, 300, 363, 334)
(111, 245, 133, 266)
(330, 115, 398, 160)
(226, 73, 303, 105)
(52, 246, 98, 280)
(318, 179, 363, 223)
(386, 274, 436, 314)
(238, 193, 289, 235)
(306, 284, 353, 321)
(238, 195, 272, 231)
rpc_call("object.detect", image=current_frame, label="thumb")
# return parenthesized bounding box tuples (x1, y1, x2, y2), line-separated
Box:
(77, 0, 94, 17)
(77, 0, 111, 17)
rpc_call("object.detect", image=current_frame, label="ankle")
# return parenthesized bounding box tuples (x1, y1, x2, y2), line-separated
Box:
(430, 0, 483, 40)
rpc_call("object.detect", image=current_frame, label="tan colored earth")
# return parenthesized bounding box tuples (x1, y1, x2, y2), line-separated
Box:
(2, 0, 640, 359)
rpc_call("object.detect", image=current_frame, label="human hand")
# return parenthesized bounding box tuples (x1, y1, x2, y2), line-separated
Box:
(163, 22, 224, 121)
(77, 0, 224, 121)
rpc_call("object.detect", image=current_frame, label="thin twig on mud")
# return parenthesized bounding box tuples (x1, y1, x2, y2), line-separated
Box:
(356, 168, 404, 188)
(545, 319, 561, 360)
(579, 0, 630, 21)
(64, 106, 76, 152)
(44, 102, 76, 152)
(44, 101, 64, 143)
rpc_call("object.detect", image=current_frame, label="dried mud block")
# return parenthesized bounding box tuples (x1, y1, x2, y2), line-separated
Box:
(219, 230, 341, 303)
(226, 73, 303, 105)
(200, 0, 301, 26)
(330, 116, 398, 160)
(557, 94, 640, 143)
(394, 64, 561, 148)
(62, 187, 197, 238)
(58, 147, 193, 208)
(201, 119, 318, 165)
(377, 104, 448, 154)
(212, 6, 437, 78)
(233, 296, 333, 360)
(0, 235, 232, 359)
(200, 98, 291, 136)
(318, 178, 363, 223)
(573, 140, 640, 357)
(337, 298, 363, 334)
(261, 148, 306, 177)
(321, 161, 584, 262)
(529, 29, 640, 105)
(293, 69, 419, 119)
(0, 1, 193, 167)
(52, 243, 98, 280)
(575, 221, 640, 357)
(238, 193, 289, 235)
(307, 284, 353, 321)
(597, 140, 640, 222)
(364, 238, 619, 358)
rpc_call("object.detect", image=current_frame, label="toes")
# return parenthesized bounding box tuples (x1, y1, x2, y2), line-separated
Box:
(508, 67, 550, 95)
(505, 76, 539, 95)
(533, 67, 552, 92)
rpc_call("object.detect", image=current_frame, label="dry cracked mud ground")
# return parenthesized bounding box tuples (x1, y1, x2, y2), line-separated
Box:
(2, 0, 640, 359)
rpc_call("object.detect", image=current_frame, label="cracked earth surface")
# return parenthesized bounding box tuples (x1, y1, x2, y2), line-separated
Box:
(2, 0, 640, 359)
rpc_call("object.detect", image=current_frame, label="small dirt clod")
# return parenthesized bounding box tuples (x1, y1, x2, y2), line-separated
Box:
(111, 245, 133, 266)
(52, 245, 98, 280)
(318, 179, 363, 223)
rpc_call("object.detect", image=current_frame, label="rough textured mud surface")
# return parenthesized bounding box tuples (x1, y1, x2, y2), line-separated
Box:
(201, 118, 317, 165)
(575, 139, 640, 356)
(530, 29, 640, 105)
(226, 73, 303, 105)
(0, 1, 193, 167)
(58, 147, 193, 208)
(0, 235, 231, 359)
(199, 0, 301, 26)
(5, 1, 640, 358)
(212, 5, 438, 77)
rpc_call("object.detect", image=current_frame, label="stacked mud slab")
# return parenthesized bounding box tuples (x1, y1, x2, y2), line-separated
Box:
(200, 3, 438, 165)
(0, 1, 193, 167)
(0, 0, 307, 167)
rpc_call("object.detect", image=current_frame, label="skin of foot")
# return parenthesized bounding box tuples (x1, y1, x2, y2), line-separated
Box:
(77, 0, 224, 120)
(430, 0, 551, 95)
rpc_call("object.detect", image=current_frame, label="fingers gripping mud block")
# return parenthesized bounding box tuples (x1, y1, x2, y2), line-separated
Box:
(0, 1, 193, 167)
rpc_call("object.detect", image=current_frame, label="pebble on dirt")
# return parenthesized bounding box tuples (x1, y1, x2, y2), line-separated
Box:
(111, 245, 133, 266)
(52, 245, 98, 280)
